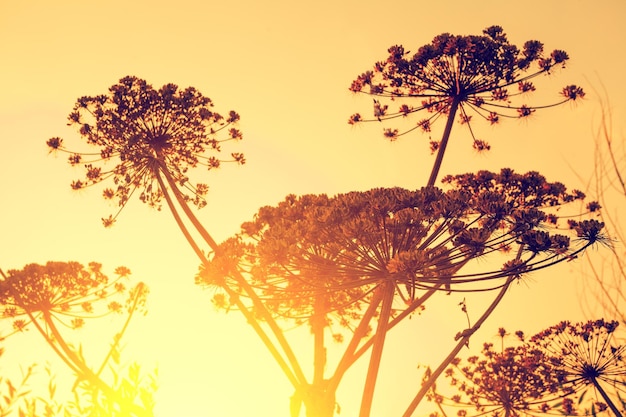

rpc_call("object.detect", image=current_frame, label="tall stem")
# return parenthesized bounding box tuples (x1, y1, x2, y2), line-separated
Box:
(328, 291, 384, 391)
(313, 297, 326, 386)
(158, 164, 307, 385)
(23, 308, 81, 375)
(427, 99, 460, 187)
(155, 171, 303, 389)
(349, 286, 439, 368)
(6, 272, 149, 415)
(359, 282, 395, 417)
(300, 296, 335, 417)
(403, 275, 515, 417)
(326, 286, 438, 405)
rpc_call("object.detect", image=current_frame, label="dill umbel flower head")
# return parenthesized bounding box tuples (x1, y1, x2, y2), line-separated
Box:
(46, 76, 244, 227)
(349, 25, 584, 185)
(0, 262, 146, 334)
(530, 319, 626, 416)
(197, 169, 601, 330)
(437, 340, 571, 417)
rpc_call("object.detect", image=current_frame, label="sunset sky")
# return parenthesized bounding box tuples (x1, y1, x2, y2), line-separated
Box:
(1, 1, 626, 416)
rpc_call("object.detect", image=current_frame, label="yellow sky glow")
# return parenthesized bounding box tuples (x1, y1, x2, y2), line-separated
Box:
(1, 1, 626, 416)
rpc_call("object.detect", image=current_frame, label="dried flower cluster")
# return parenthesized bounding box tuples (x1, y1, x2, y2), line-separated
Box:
(40, 26, 600, 417)
(530, 319, 626, 416)
(198, 169, 602, 328)
(0, 262, 152, 416)
(349, 25, 584, 152)
(0, 261, 144, 333)
(431, 320, 625, 417)
(46, 76, 244, 227)
(438, 341, 569, 416)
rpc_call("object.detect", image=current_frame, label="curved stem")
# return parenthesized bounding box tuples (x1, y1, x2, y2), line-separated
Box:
(41, 311, 149, 416)
(155, 171, 303, 389)
(23, 308, 81, 375)
(96, 283, 145, 377)
(157, 165, 220, 251)
(348, 286, 439, 371)
(403, 275, 515, 417)
(427, 99, 460, 187)
(157, 166, 308, 386)
(6, 271, 149, 415)
(9, 290, 82, 376)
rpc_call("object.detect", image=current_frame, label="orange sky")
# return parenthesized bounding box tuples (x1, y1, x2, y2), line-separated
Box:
(1, 1, 626, 416)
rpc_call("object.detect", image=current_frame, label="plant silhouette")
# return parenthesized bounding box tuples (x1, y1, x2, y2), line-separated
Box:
(578, 87, 626, 336)
(46, 76, 310, 414)
(44, 26, 606, 417)
(530, 319, 626, 416)
(0, 262, 154, 416)
(430, 321, 626, 416)
(434, 334, 571, 416)
(201, 169, 603, 417)
(349, 25, 584, 186)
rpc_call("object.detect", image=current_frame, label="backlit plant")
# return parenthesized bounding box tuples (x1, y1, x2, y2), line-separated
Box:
(433, 332, 573, 417)
(0, 262, 153, 416)
(428, 321, 626, 417)
(530, 319, 626, 416)
(46, 75, 244, 228)
(199, 169, 604, 417)
(349, 25, 585, 185)
(46, 24, 597, 416)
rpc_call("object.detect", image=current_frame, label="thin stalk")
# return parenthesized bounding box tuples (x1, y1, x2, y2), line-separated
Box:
(3, 271, 148, 415)
(347, 286, 439, 371)
(313, 297, 326, 386)
(8, 289, 82, 376)
(403, 275, 515, 417)
(359, 282, 395, 417)
(22, 308, 81, 375)
(41, 311, 148, 416)
(427, 98, 460, 187)
(328, 291, 384, 391)
(157, 163, 220, 250)
(590, 377, 623, 417)
(155, 171, 302, 389)
(158, 163, 307, 385)
(350, 257, 473, 373)
(600, 105, 626, 197)
(303, 296, 335, 417)
(96, 283, 145, 377)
